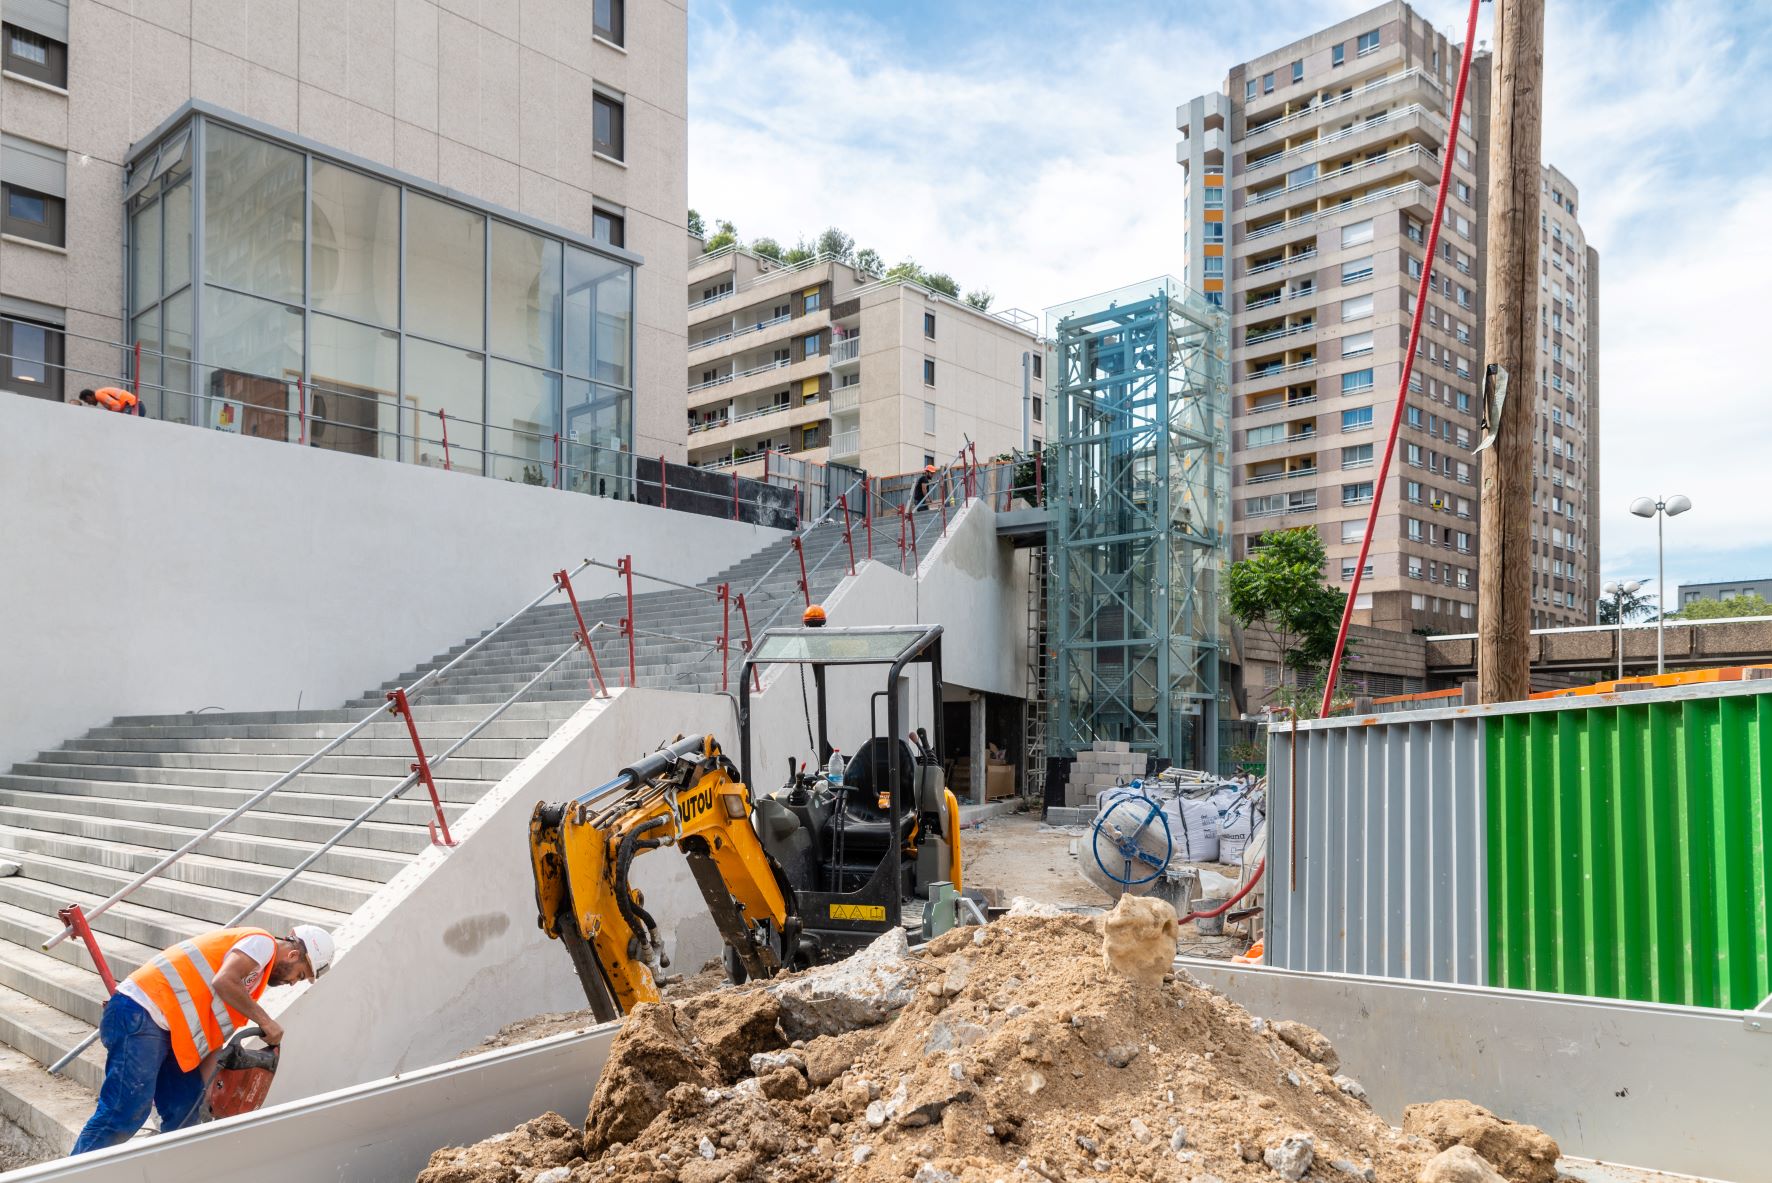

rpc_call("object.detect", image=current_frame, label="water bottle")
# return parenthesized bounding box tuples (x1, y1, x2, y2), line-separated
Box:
(827, 749, 846, 787)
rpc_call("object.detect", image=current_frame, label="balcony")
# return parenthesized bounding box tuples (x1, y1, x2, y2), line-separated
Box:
(1247, 393, 1316, 415)
(830, 427, 860, 459)
(1245, 357, 1316, 380)
(831, 384, 860, 415)
(1243, 180, 1432, 245)
(1244, 321, 1315, 347)
(1243, 67, 1440, 146)
(829, 336, 861, 366)
(689, 312, 792, 353)
(1250, 145, 1439, 212)
(1246, 466, 1318, 485)
(1245, 247, 1316, 278)
(1246, 293, 1282, 311)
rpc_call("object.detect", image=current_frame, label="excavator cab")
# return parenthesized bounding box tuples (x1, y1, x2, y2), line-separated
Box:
(528, 624, 961, 1021)
(739, 623, 959, 965)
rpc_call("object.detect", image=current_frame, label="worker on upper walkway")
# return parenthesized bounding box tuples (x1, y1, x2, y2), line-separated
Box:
(71, 924, 335, 1154)
(79, 387, 138, 413)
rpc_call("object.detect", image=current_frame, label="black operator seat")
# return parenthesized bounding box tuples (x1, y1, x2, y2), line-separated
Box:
(827, 736, 918, 846)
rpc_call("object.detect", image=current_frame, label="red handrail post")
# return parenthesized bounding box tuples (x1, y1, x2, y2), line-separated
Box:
(438, 409, 452, 471)
(736, 592, 761, 692)
(58, 904, 118, 995)
(386, 687, 455, 847)
(718, 582, 732, 691)
(840, 494, 856, 574)
(659, 454, 668, 509)
(898, 503, 908, 572)
(792, 535, 810, 607)
(909, 502, 920, 567)
(553, 568, 608, 697)
(617, 554, 637, 688)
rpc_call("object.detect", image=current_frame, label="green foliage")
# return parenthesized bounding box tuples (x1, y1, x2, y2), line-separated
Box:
(1672, 593, 1772, 620)
(963, 288, 994, 310)
(815, 226, 854, 261)
(703, 219, 738, 253)
(781, 238, 816, 265)
(1596, 584, 1656, 624)
(687, 209, 705, 237)
(750, 236, 783, 262)
(923, 271, 959, 297)
(854, 247, 884, 278)
(1226, 527, 1348, 687)
(885, 258, 923, 282)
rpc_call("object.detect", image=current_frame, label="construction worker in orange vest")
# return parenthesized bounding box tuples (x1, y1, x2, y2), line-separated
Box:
(78, 386, 139, 413)
(71, 924, 335, 1154)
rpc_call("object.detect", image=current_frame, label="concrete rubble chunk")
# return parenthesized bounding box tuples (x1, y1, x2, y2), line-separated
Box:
(1418, 1145, 1508, 1183)
(1273, 1019, 1341, 1073)
(1263, 1132, 1315, 1181)
(764, 927, 918, 1040)
(1101, 894, 1180, 986)
(1334, 1074, 1367, 1102)
(1402, 1100, 1560, 1183)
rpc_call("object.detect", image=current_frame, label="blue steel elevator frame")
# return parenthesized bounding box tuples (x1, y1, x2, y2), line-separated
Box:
(1045, 278, 1229, 770)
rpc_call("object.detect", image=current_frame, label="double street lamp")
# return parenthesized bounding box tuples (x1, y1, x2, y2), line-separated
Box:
(1629, 494, 1692, 675)
(1601, 579, 1641, 680)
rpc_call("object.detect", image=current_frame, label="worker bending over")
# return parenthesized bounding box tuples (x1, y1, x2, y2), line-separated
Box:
(79, 387, 138, 413)
(71, 924, 334, 1154)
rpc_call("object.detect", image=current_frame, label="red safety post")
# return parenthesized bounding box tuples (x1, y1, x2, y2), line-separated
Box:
(908, 501, 920, 567)
(438, 409, 453, 471)
(659, 454, 668, 509)
(792, 535, 810, 606)
(718, 583, 732, 691)
(897, 502, 908, 572)
(553, 568, 609, 697)
(58, 904, 118, 996)
(736, 592, 761, 692)
(386, 687, 455, 847)
(840, 494, 856, 574)
(617, 554, 637, 688)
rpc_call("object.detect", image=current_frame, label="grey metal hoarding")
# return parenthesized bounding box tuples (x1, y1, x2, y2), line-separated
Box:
(1265, 712, 1487, 984)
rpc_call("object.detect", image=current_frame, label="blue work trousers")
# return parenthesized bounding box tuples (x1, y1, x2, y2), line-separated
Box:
(71, 995, 205, 1154)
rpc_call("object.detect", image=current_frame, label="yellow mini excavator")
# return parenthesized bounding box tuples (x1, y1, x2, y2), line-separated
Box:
(528, 623, 968, 1020)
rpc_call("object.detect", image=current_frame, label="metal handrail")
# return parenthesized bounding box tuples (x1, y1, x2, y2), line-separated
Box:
(41, 557, 596, 955)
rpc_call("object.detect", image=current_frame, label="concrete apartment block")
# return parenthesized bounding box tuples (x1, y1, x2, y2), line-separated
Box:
(0, 0, 689, 460)
(685, 244, 1043, 479)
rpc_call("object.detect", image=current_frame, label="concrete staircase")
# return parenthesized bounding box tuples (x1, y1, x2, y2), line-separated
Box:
(0, 506, 946, 1149)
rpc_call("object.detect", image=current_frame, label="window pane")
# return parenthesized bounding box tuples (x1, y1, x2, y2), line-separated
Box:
(311, 161, 400, 327)
(406, 192, 486, 347)
(593, 94, 624, 159)
(163, 178, 193, 294)
(489, 360, 560, 483)
(131, 199, 161, 312)
(406, 337, 485, 473)
(310, 313, 400, 459)
(201, 285, 302, 437)
(162, 288, 194, 425)
(204, 124, 305, 302)
(564, 378, 631, 496)
(593, 0, 623, 44)
(132, 305, 160, 416)
(592, 208, 624, 248)
(490, 221, 561, 367)
(564, 245, 631, 388)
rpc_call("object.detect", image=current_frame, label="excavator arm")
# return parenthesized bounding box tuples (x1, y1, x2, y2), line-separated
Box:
(529, 734, 796, 1019)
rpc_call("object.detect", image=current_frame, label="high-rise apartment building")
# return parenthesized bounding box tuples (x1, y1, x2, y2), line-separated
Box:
(686, 245, 1041, 477)
(1176, 2, 1600, 672)
(0, 0, 688, 478)
(1532, 164, 1598, 627)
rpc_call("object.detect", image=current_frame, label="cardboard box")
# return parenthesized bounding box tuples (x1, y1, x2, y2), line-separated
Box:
(986, 760, 1016, 800)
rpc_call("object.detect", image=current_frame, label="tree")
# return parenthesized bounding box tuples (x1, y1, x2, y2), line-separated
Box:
(781, 237, 816, 265)
(923, 271, 960, 298)
(1226, 527, 1349, 712)
(854, 248, 884, 278)
(814, 226, 854, 262)
(963, 289, 994, 311)
(750, 236, 783, 262)
(1596, 584, 1656, 624)
(704, 219, 738, 252)
(1671, 593, 1772, 620)
(885, 257, 923, 283)
(687, 209, 705, 237)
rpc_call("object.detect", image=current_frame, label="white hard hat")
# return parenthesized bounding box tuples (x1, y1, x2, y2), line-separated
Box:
(292, 925, 336, 976)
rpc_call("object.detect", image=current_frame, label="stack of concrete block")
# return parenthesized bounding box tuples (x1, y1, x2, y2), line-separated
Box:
(1064, 741, 1149, 807)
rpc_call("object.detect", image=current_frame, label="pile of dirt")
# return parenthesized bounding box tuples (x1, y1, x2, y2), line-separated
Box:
(462, 962, 732, 1057)
(419, 900, 1556, 1183)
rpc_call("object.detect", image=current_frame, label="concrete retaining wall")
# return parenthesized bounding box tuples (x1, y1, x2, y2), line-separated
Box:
(0, 395, 780, 768)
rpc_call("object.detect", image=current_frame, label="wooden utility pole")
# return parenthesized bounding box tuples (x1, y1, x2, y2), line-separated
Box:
(1477, 0, 1544, 704)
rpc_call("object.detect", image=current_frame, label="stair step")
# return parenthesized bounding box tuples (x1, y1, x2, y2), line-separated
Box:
(0, 979, 105, 1095)
(0, 785, 463, 844)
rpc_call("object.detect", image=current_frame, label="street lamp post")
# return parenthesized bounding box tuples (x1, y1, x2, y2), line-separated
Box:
(1602, 579, 1642, 680)
(1629, 495, 1692, 675)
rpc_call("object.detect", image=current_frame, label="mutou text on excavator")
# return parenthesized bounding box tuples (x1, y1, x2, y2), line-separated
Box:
(528, 622, 970, 1020)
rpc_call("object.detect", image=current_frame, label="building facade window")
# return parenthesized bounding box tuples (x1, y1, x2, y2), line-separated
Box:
(1203, 186, 1224, 210)
(1332, 43, 1345, 67)
(1342, 255, 1373, 284)
(0, 310, 63, 398)
(1342, 405, 1372, 430)
(593, 0, 624, 45)
(1357, 29, 1380, 56)
(1203, 255, 1224, 277)
(123, 112, 636, 490)
(2, 134, 67, 247)
(1341, 331, 1373, 358)
(1341, 369, 1373, 394)
(593, 92, 625, 160)
(3, 21, 67, 89)
(801, 332, 820, 357)
(1291, 59, 1303, 84)
(1245, 79, 1257, 101)
(593, 207, 625, 247)
(1342, 443, 1373, 468)
(1203, 221, 1224, 243)
(923, 311, 936, 339)
(1343, 482, 1374, 505)
(923, 358, 936, 385)
(923, 400, 936, 434)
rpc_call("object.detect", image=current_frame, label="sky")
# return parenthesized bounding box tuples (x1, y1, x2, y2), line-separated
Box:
(687, 0, 1772, 609)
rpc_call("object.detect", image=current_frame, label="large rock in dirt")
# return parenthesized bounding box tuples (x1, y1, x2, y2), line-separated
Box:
(764, 927, 919, 1039)
(1402, 1100, 1559, 1183)
(1419, 1145, 1508, 1183)
(582, 1004, 717, 1154)
(1273, 1019, 1340, 1073)
(678, 990, 785, 1081)
(417, 1112, 580, 1183)
(1101, 894, 1179, 986)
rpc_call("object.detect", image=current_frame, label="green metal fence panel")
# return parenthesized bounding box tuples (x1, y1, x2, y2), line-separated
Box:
(1486, 689, 1772, 1010)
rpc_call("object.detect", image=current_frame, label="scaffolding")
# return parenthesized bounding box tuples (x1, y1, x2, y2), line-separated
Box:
(1044, 277, 1229, 770)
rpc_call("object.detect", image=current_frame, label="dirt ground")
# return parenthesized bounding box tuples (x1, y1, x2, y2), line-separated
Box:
(465, 962, 731, 1056)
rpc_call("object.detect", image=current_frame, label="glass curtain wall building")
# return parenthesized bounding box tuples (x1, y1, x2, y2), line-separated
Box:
(125, 106, 638, 494)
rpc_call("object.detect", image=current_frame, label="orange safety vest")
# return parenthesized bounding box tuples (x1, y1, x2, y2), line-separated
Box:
(94, 387, 138, 412)
(124, 927, 276, 1072)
